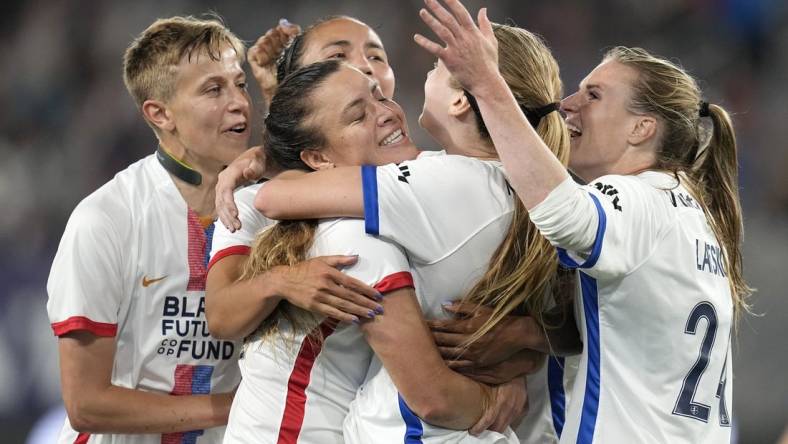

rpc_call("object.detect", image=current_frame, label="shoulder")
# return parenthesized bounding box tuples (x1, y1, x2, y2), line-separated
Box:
(585, 173, 675, 213)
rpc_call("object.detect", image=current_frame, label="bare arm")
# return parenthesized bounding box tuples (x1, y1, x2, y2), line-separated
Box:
(205, 254, 385, 340)
(415, 0, 569, 209)
(59, 331, 232, 433)
(255, 167, 364, 220)
(360, 288, 497, 430)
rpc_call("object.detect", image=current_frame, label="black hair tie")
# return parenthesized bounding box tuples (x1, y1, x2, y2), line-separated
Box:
(463, 89, 559, 128)
(699, 101, 710, 118)
(521, 102, 560, 127)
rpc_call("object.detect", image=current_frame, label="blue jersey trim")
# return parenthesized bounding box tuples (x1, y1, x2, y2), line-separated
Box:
(577, 273, 601, 443)
(362, 165, 380, 235)
(397, 394, 424, 443)
(547, 356, 566, 438)
(203, 223, 215, 268)
(558, 193, 606, 269)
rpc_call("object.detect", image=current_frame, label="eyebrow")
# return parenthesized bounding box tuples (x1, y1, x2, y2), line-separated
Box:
(321, 40, 385, 51)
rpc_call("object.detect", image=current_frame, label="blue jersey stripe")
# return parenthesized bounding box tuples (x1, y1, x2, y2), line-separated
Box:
(547, 356, 566, 438)
(397, 394, 424, 443)
(558, 193, 606, 269)
(577, 273, 601, 443)
(361, 165, 380, 235)
(203, 223, 215, 268)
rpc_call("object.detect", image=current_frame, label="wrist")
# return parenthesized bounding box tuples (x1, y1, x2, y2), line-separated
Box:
(472, 74, 509, 103)
(256, 268, 285, 305)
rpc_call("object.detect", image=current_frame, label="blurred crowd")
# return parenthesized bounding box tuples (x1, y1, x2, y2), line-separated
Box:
(0, 0, 785, 442)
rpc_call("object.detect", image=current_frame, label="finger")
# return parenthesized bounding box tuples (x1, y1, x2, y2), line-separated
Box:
(478, 8, 495, 40)
(413, 33, 445, 58)
(446, 359, 475, 369)
(323, 292, 381, 320)
(418, 8, 456, 47)
(438, 346, 467, 359)
(333, 273, 385, 302)
(328, 285, 384, 314)
(424, 0, 463, 37)
(314, 254, 359, 269)
(442, 300, 487, 317)
(469, 406, 496, 436)
(432, 331, 467, 347)
(314, 304, 360, 325)
(242, 161, 265, 182)
(443, 0, 476, 29)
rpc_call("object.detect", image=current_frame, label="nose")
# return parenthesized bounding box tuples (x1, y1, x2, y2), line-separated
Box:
(375, 100, 397, 127)
(228, 86, 250, 114)
(349, 53, 374, 77)
(560, 92, 580, 115)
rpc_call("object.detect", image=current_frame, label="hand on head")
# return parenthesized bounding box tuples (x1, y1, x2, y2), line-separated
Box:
(414, 0, 499, 97)
(248, 19, 302, 104)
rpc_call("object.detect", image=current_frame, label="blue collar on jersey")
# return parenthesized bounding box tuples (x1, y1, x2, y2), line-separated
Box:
(156, 146, 202, 186)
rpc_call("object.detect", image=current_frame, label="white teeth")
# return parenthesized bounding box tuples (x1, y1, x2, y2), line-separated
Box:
(381, 129, 403, 146)
(567, 123, 582, 137)
(229, 124, 246, 132)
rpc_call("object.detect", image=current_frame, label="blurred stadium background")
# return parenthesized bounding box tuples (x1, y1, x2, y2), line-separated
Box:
(0, 0, 786, 442)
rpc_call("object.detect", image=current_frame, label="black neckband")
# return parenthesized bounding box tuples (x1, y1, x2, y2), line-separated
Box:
(156, 146, 202, 186)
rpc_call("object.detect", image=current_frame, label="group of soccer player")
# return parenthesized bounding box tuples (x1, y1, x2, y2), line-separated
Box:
(46, 0, 749, 443)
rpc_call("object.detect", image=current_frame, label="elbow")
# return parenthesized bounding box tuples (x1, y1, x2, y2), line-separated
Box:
(205, 313, 242, 341)
(409, 397, 457, 428)
(254, 186, 282, 219)
(403, 388, 463, 429)
(64, 394, 102, 433)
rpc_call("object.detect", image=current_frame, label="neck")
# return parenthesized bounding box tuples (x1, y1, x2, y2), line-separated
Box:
(441, 124, 498, 160)
(158, 142, 221, 217)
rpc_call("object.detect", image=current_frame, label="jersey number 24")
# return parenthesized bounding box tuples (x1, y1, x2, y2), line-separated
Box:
(672, 301, 731, 426)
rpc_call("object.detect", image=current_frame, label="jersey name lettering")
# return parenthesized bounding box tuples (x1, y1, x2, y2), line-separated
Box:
(695, 239, 727, 277)
(593, 182, 622, 211)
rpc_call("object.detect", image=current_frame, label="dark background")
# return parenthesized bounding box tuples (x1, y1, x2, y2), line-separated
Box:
(1, 0, 786, 442)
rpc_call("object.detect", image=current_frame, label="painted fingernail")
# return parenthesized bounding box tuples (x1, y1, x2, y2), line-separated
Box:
(351, 316, 361, 325)
(367, 310, 376, 319)
(374, 305, 385, 315)
(279, 18, 291, 26)
(442, 300, 454, 307)
(375, 292, 384, 301)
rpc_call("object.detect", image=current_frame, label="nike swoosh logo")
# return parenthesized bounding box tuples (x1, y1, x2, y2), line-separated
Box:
(142, 275, 168, 287)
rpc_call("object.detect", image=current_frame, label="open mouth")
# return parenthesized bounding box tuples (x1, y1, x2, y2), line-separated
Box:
(380, 128, 405, 146)
(567, 123, 582, 139)
(225, 123, 247, 135)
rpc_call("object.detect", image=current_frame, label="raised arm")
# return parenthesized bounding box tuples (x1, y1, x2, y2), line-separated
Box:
(414, 0, 568, 209)
(59, 331, 232, 433)
(255, 166, 364, 220)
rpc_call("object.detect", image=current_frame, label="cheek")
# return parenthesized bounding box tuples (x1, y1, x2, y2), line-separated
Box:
(376, 67, 396, 98)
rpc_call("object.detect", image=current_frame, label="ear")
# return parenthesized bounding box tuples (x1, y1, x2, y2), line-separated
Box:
(628, 115, 657, 146)
(300, 149, 334, 171)
(142, 99, 175, 132)
(448, 90, 474, 118)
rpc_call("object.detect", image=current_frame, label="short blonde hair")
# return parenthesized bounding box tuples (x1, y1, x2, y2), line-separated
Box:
(123, 15, 245, 108)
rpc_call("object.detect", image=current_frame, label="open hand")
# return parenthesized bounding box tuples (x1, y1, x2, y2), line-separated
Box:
(414, 0, 499, 96)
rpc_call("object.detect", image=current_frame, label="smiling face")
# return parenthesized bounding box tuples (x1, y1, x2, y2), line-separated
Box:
(163, 44, 251, 170)
(299, 17, 396, 98)
(306, 65, 419, 167)
(560, 59, 647, 181)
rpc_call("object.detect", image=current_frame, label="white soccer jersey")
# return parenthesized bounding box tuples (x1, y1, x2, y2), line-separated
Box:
(515, 355, 579, 444)
(530, 172, 734, 444)
(345, 151, 562, 444)
(210, 187, 414, 443)
(47, 154, 240, 444)
(208, 183, 272, 267)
